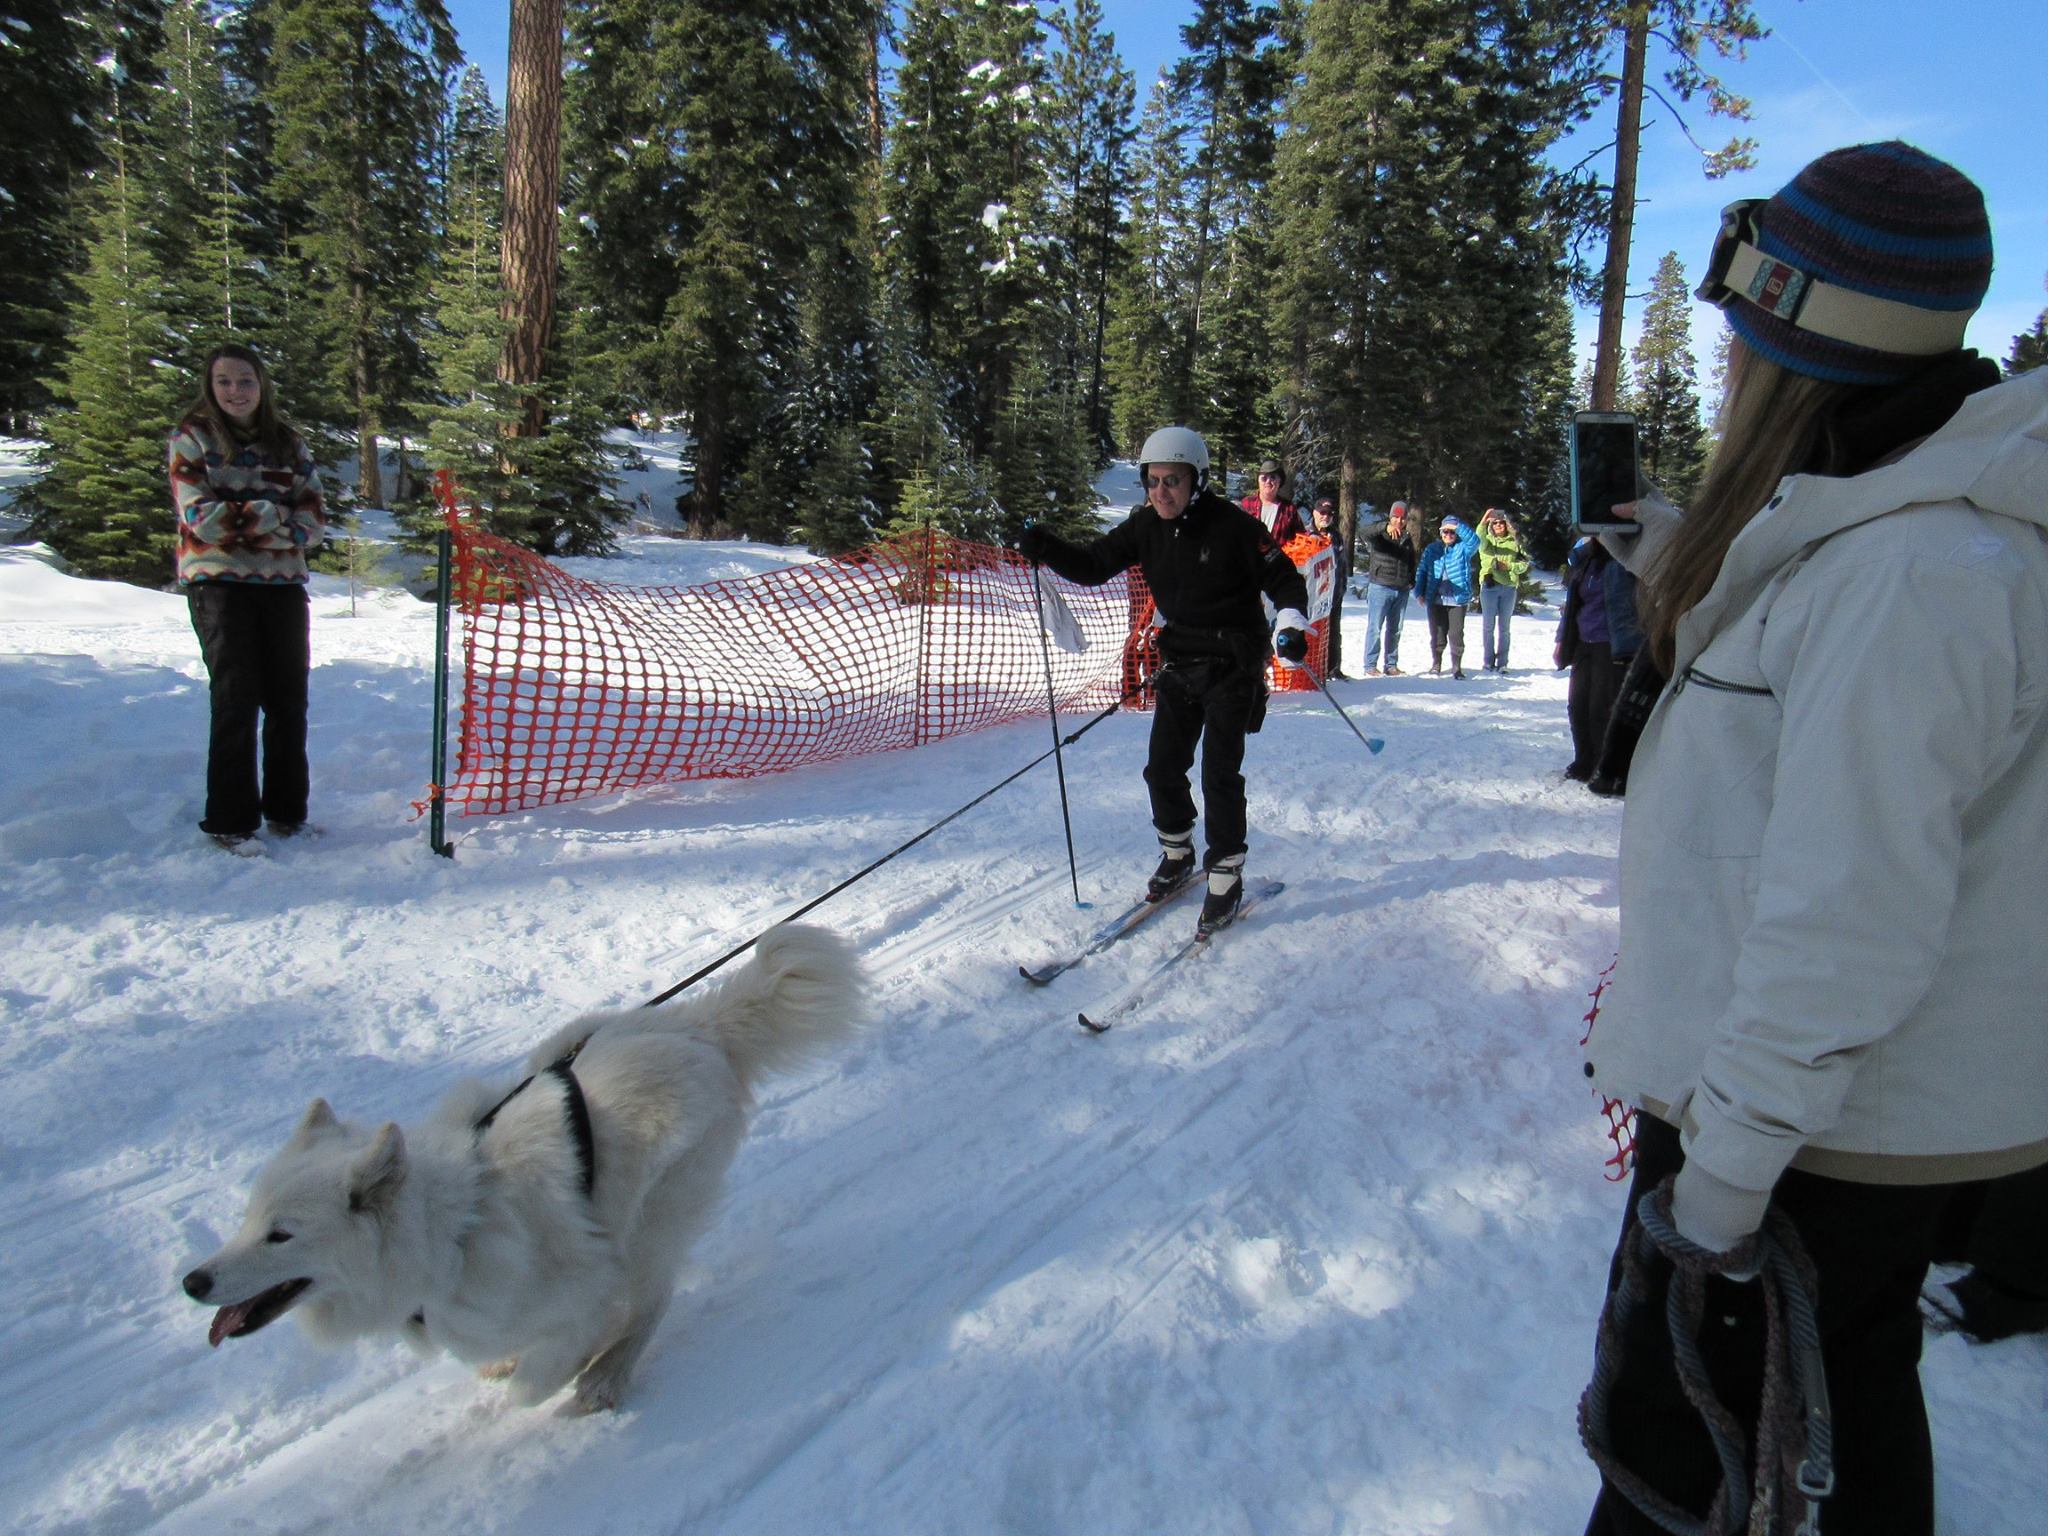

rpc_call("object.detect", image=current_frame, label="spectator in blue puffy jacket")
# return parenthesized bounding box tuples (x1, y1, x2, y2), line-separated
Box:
(1415, 514, 1480, 678)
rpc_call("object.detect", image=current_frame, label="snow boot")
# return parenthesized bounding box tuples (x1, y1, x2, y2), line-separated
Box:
(1923, 1270, 2048, 1342)
(1197, 855, 1245, 936)
(1147, 827, 1196, 902)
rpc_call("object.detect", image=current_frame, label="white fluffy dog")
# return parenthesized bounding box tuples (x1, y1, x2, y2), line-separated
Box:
(181, 924, 863, 1413)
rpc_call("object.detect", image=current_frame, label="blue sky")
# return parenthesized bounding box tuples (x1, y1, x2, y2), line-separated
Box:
(446, 1, 2048, 370)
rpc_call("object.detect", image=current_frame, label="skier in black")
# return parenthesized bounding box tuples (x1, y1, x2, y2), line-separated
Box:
(1019, 426, 1309, 932)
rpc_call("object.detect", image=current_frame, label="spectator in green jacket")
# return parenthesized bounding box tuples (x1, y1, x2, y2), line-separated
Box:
(1475, 508, 1529, 673)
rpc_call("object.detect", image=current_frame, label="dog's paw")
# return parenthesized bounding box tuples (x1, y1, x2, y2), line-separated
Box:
(476, 1358, 519, 1380)
(558, 1380, 621, 1417)
(565, 1376, 626, 1425)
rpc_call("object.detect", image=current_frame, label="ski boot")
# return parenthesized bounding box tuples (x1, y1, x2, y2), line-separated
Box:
(1147, 828, 1196, 902)
(1197, 855, 1245, 936)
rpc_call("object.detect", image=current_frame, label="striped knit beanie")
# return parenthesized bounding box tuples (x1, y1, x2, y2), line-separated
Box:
(1729, 141, 1992, 386)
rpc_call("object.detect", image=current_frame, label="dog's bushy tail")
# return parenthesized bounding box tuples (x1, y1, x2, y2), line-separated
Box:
(704, 923, 865, 1087)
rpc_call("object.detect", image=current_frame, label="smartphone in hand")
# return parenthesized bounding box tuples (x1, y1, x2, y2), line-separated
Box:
(1570, 410, 1641, 533)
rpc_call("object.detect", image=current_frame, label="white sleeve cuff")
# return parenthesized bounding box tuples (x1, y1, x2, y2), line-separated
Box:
(1273, 608, 1308, 634)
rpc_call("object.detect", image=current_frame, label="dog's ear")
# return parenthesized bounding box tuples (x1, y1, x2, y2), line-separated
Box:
(347, 1123, 407, 1216)
(289, 1098, 339, 1148)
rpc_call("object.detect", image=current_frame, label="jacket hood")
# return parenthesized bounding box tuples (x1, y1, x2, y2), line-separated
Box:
(1677, 366, 2048, 665)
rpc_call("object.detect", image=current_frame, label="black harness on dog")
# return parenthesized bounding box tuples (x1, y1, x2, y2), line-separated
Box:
(475, 1038, 597, 1199)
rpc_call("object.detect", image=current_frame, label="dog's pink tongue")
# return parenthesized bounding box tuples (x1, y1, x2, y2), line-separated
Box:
(208, 1302, 252, 1348)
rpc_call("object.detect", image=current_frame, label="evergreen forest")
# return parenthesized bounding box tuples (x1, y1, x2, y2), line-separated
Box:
(19, 0, 2017, 584)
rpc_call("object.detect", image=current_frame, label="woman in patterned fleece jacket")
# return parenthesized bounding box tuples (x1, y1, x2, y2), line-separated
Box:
(169, 343, 326, 846)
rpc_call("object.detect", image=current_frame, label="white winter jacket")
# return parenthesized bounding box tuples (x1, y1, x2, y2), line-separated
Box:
(1588, 368, 2048, 1235)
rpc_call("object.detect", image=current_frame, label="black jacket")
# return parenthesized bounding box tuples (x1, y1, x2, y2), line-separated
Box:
(1034, 490, 1309, 661)
(1357, 516, 1420, 590)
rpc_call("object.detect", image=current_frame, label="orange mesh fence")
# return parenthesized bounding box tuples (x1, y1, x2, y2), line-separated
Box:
(1273, 534, 1338, 692)
(438, 508, 1163, 818)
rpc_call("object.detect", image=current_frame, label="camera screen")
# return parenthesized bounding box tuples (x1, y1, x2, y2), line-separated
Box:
(1574, 420, 1638, 526)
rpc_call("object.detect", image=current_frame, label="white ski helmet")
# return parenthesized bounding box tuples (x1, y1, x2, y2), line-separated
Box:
(1137, 425, 1210, 489)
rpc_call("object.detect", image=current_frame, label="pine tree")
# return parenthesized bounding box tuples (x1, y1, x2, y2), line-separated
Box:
(1273, 0, 1582, 520)
(568, 0, 879, 539)
(263, 0, 460, 507)
(0, 3, 102, 430)
(1630, 250, 1707, 502)
(152, 0, 268, 350)
(2010, 306, 2048, 377)
(1583, 0, 1766, 410)
(1170, 0, 1295, 477)
(731, 3, 885, 545)
(882, 0, 1088, 541)
(1512, 286, 1581, 565)
(1705, 321, 1733, 434)
(1103, 79, 1188, 455)
(412, 67, 518, 541)
(27, 106, 186, 584)
(413, 67, 628, 556)
(1044, 0, 1137, 463)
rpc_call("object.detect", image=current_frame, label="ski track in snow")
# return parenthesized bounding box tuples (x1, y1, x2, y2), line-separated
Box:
(1, 530, 2042, 1536)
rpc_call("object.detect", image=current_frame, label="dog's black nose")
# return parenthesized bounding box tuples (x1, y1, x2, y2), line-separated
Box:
(183, 1269, 212, 1301)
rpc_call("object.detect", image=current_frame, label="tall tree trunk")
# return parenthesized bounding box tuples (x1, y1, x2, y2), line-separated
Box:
(689, 408, 724, 538)
(1339, 440, 1359, 549)
(865, 16, 883, 162)
(500, 0, 564, 440)
(1592, 12, 1647, 412)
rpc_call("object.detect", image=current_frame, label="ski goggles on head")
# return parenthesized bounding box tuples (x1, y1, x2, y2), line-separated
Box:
(1694, 198, 1974, 357)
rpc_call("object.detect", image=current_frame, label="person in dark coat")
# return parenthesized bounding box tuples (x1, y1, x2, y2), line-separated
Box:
(1358, 501, 1419, 675)
(1587, 565, 1647, 797)
(1554, 537, 1626, 780)
(1020, 426, 1309, 933)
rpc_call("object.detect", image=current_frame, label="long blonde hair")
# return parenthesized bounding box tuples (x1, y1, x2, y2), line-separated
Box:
(1639, 339, 1870, 672)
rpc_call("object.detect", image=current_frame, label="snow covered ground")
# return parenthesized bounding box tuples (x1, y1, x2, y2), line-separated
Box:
(2, 511, 2043, 1534)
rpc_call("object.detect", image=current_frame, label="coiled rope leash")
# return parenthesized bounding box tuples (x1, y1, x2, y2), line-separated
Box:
(1580, 1179, 1833, 1536)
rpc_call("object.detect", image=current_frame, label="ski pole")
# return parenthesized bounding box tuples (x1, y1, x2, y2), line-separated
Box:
(641, 700, 1122, 1007)
(1029, 555, 1087, 908)
(1294, 664, 1384, 754)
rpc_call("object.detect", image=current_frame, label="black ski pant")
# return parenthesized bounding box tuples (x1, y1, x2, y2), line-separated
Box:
(1935, 1159, 2048, 1297)
(1586, 1114, 1958, 1536)
(1426, 600, 1466, 671)
(1565, 639, 1620, 776)
(188, 582, 311, 836)
(1144, 654, 1262, 867)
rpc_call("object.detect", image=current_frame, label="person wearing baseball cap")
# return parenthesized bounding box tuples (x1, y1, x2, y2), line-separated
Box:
(1306, 496, 1351, 676)
(1357, 500, 1418, 675)
(1579, 143, 2048, 1536)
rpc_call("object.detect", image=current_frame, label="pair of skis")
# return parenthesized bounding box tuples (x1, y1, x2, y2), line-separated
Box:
(1018, 873, 1283, 1032)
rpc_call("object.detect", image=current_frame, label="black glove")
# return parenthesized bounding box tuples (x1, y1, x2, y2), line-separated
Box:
(1275, 627, 1308, 663)
(1017, 525, 1057, 564)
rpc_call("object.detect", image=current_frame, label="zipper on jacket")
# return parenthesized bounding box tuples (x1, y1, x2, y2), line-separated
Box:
(1675, 665, 1773, 699)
